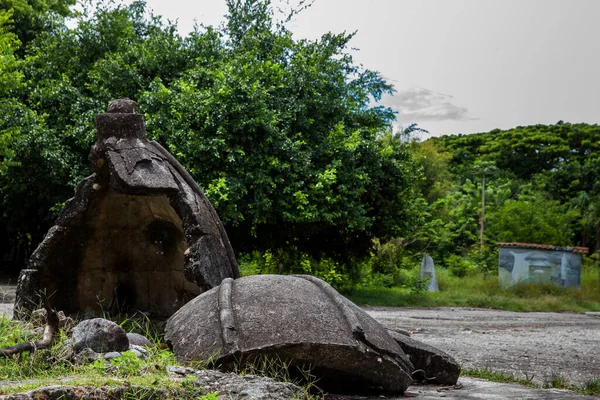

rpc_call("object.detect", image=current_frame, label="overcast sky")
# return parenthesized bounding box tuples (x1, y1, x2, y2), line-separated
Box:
(130, 0, 600, 139)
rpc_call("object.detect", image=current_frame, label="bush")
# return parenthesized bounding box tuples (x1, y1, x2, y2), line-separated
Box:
(446, 254, 474, 277)
(237, 249, 354, 292)
(468, 246, 499, 274)
(410, 275, 430, 295)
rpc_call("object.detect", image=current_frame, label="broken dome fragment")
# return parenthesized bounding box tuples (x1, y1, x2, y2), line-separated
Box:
(165, 274, 414, 394)
(14, 98, 239, 318)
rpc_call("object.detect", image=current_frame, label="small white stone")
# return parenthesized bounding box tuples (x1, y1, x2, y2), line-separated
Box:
(104, 351, 122, 360)
(92, 183, 101, 190)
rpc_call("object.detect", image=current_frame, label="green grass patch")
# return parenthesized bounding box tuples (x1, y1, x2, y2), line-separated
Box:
(462, 367, 537, 387)
(583, 377, 600, 395)
(345, 267, 600, 312)
(0, 315, 320, 399)
(0, 315, 215, 397)
(462, 367, 600, 396)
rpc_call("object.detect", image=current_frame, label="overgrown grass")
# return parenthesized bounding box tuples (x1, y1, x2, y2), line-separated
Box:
(228, 355, 322, 399)
(0, 317, 192, 393)
(462, 366, 537, 387)
(0, 314, 217, 399)
(0, 313, 172, 383)
(462, 367, 600, 396)
(345, 267, 600, 312)
(0, 315, 319, 399)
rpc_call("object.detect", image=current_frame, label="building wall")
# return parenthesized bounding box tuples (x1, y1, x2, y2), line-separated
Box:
(498, 247, 581, 288)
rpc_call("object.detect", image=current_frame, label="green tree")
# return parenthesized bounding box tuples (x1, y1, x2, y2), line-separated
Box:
(0, 8, 23, 171)
(0, 9, 21, 95)
(413, 139, 452, 203)
(0, 1, 190, 272)
(427, 122, 600, 253)
(571, 192, 600, 250)
(487, 195, 578, 246)
(139, 0, 419, 266)
(0, 0, 76, 52)
(0, 0, 422, 277)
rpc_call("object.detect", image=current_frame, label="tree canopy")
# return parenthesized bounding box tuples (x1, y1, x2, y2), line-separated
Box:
(417, 122, 600, 260)
(0, 0, 420, 274)
(2, 0, 599, 288)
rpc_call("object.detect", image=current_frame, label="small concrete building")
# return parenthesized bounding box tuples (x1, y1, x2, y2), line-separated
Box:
(497, 242, 588, 288)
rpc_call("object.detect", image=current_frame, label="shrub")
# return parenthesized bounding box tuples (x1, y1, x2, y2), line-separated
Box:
(446, 254, 474, 277)
(468, 246, 499, 274)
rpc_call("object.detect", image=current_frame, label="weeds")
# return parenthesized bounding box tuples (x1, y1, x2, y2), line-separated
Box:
(229, 355, 322, 399)
(0, 316, 209, 398)
(544, 372, 570, 389)
(462, 366, 537, 387)
(0, 316, 325, 399)
(462, 367, 600, 396)
(583, 377, 600, 395)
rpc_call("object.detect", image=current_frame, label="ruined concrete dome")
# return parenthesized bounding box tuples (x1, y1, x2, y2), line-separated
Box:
(165, 275, 414, 394)
(14, 99, 239, 318)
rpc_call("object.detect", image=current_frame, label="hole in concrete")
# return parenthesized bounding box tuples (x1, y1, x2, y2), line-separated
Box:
(76, 190, 200, 316)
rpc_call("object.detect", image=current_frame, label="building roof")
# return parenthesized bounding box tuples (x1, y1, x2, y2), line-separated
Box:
(497, 242, 589, 254)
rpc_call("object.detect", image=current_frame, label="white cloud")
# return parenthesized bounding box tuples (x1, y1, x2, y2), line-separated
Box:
(383, 86, 475, 123)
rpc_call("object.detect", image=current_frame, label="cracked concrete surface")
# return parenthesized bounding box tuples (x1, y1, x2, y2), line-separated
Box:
(364, 306, 600, 387)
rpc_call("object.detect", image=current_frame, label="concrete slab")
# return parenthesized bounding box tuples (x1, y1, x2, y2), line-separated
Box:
(366, 307, 600, 387)
(405, 377, 587, 399)
(584, 311, 600, 318)
(0, 283, 16, 304)
(0, 303, 12, 320)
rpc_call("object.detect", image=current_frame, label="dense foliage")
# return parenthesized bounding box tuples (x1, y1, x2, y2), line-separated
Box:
(1, 0, 599, 290)
(403, 123, 600, 277)
(0, 0, 419, 277)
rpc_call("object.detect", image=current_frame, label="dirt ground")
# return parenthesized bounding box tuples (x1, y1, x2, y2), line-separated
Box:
(365, 306, 600, 387)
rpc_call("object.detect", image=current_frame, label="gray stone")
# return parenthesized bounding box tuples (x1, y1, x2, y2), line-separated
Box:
(126, 332, 154, 348)
(72, 347, 101, 364)
(72, 318, 129, 353)
(56, 310, 74, 329)
(165, 275, 414, 395)
(169, 368, 304, 400)
(388, 327, 411, 337)
(129, 346, 148, 359)
(103, 351, 122, 360)
(407, 377, 589, 399)
(194, 370, 303, 400)
(584, 311, 600, 317)
(107, 97, 137, 113)
(166, 366, 196, 376)
(13, 270, 39, 320)
(14, 98, 239, 318)
(387, 329, 461, 385)
(0, 385, 170, 400)
(420, 253, 439, 292)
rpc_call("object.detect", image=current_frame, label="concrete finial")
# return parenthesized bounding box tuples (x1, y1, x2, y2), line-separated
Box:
(107, 98, 137, 114)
